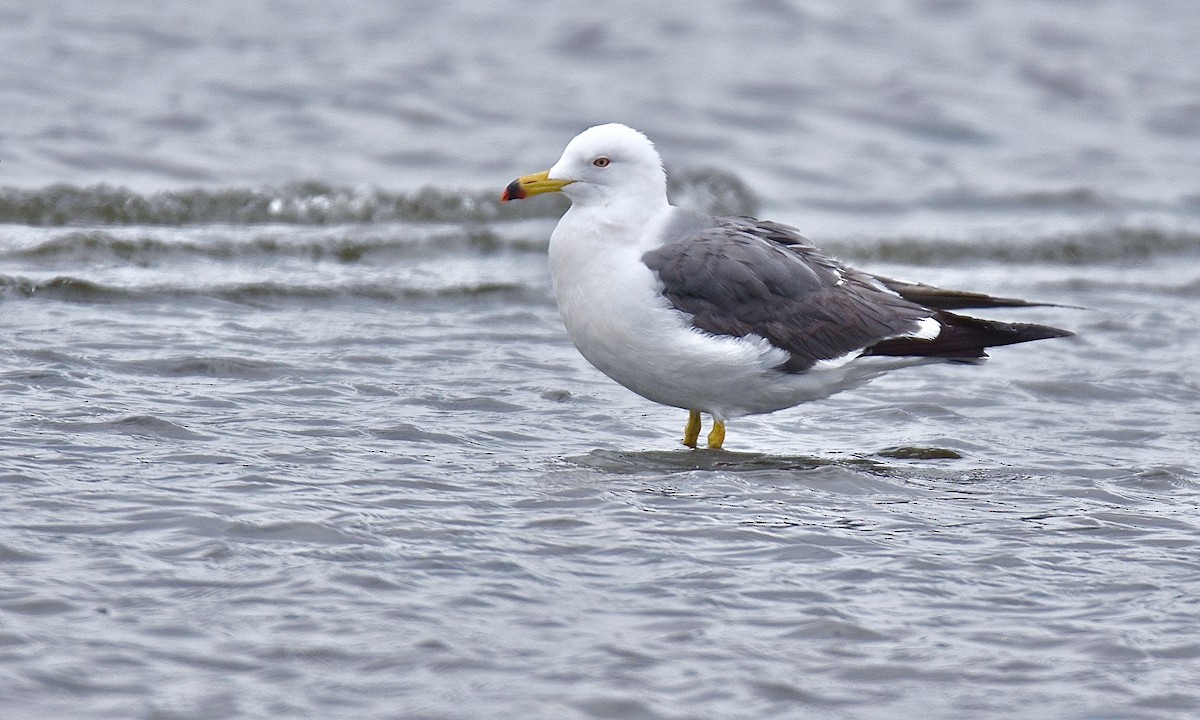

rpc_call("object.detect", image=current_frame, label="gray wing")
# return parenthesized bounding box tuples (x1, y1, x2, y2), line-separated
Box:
(643, 217, 932, 372)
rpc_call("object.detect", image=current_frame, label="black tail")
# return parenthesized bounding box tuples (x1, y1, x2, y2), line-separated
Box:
(863, 311, 1074, 361)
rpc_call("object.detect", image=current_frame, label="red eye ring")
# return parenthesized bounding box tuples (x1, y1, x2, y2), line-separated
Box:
(592, 157, 611, 168)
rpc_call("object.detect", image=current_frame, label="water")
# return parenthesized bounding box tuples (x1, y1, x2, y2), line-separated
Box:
(2, 2, 1200, 718)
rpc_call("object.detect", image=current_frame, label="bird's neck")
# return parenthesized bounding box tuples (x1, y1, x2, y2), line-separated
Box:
(561, 196, 672, 249)
(574, 185, 670, 228)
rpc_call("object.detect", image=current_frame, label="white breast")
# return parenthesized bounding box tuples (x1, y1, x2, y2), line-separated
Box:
(548, 205, 804, 418)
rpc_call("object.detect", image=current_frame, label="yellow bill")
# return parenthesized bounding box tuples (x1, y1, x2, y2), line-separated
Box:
(501, 170, 573, 202)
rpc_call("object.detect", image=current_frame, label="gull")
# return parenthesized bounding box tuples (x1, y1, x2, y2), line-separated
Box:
(501, 123, 1072, 450)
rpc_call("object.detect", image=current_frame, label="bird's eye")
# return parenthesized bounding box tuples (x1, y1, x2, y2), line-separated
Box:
(592, 157, 611, 168)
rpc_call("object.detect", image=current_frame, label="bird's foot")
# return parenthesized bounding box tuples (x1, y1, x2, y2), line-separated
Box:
(682, 410, 701, 448)
(707, 420, 725, 450)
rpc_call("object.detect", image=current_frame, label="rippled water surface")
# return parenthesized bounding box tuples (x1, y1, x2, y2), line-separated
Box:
(3, 2, 1200, 719)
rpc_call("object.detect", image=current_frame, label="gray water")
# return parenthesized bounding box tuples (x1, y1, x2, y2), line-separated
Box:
(3, 2, 1200, 719)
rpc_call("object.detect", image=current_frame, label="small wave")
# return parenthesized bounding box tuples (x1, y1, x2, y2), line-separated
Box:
(210, 280, 531, 305)
(0, 228, 546, 264)
(0, 274, 533, 304)
(827, 227, 1200, 265)
(916, 186, 1123, 211)
(1045, 275, 1200, 298)
(801, 187, 1200, 215)
(0, 172, 758, 227)
(0, 182, 546, 226)
(47, 415, 212, 441)
(0, 275, 125, 302)
(923, 187, 1117, 211)
(115, 356, 297, 380)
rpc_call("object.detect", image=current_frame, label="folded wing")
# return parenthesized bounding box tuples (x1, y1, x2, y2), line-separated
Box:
(642, 217, 1071, 372)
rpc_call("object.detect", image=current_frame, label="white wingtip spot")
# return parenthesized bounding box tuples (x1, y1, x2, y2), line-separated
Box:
(911, 317, 941, 340)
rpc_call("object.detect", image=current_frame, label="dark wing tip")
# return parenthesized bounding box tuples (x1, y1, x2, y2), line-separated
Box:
(874, 276, 1084, 311)
(863, 312, 1073, 360)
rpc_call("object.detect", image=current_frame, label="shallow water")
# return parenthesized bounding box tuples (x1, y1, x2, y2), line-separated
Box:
(3, 2, 1200, 719)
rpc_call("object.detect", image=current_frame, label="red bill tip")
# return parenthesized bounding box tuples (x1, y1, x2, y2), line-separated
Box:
(500, 178, 526, 202)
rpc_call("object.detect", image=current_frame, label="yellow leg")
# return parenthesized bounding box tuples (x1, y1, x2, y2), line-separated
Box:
(707, 420, 726, 450)
(682, 410, 701, 448)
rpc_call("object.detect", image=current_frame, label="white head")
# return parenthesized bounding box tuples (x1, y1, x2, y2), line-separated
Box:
(501, 124, 669, 210)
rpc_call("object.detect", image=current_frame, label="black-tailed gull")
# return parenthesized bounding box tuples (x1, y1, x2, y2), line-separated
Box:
(501, 123, 1072, 449)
